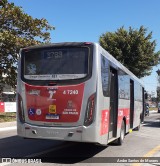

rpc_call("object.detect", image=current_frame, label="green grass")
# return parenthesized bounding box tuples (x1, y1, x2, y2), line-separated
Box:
(149, 107, 157, 111)
(0, 112, 16, 123)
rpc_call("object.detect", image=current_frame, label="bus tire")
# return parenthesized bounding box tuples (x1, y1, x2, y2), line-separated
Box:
(117, 120, 125, 145)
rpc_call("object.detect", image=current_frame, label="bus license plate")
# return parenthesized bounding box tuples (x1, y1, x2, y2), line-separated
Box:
(46, 114, 60, 120)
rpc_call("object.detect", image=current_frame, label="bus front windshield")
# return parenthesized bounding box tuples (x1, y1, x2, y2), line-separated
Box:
(23, 47, 89, 81)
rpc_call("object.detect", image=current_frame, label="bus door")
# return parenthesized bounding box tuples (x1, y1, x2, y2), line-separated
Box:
(130, 80, 134, 128)
(109, 67, 118, 139)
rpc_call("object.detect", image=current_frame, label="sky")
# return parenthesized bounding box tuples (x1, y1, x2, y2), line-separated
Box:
(9, 0, 160, 96)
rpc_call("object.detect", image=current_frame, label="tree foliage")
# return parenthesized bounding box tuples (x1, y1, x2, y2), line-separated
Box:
(99, 26, 160, 78)
(0, 0, 54, 89)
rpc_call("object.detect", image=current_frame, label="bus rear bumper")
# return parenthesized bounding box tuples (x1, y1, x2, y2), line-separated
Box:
(17, 122, 99, 144)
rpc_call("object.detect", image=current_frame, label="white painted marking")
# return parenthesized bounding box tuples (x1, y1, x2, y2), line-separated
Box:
(0, 163, 11, 166)
(0, 158, 12, 166)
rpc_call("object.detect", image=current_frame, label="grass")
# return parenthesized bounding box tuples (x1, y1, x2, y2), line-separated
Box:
(149, 107, 157, 111)
(0, 112, 16, 123)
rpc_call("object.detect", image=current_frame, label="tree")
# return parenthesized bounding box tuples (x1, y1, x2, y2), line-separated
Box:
(0, 0, 54, 90)
(99, 26, 160, 78)
(157, 87, 160, 103)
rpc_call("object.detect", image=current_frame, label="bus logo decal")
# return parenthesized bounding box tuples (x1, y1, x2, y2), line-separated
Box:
(28, 90, 40, 96)
(27, 63, 36, 74)
(48, 90, 56, 100)
(36, 109, 42, 115)
(49, 105, 56, 114)
(67, 100, 74, 108)
(28, 108, 35, 116)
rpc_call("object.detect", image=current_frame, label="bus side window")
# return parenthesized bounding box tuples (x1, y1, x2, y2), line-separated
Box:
(101, 54, 109, 97)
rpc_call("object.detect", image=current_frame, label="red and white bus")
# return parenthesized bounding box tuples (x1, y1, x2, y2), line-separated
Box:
(17, 42, 145, 146)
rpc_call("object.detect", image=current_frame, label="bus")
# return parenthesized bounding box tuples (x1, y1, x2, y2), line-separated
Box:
(17, 42, 145, 146)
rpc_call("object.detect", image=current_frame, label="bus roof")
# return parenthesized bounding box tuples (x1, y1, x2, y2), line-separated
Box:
(21, 42, 91, 50)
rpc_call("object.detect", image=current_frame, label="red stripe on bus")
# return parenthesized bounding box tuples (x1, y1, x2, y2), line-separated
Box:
(100, 108, 130, 135)
(100, 109, 109, 135)
(25, 83, 85, 123)
(118, 108, 130, 128)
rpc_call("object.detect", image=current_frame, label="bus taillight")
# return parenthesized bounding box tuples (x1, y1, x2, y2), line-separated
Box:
(17, 93, 25, 123)
(84, 93, 95, 126)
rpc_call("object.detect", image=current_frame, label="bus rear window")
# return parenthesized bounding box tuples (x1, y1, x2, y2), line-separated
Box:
(23, 47, 89, 80)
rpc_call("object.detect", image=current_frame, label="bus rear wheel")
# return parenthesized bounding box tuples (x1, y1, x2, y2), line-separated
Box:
(117, 120, 125, 145)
